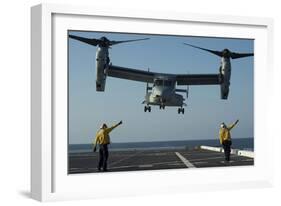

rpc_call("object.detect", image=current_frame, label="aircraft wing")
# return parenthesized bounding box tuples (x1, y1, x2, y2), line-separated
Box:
(108, 65, 222, 85)
(108, 65, 155, 83)
(176, 74, 222, 85)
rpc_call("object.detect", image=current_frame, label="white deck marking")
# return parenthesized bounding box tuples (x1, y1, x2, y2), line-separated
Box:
(220, 161, 234, 164)
(175, 152, 196, 168)
(109, 151, 143, 166)
(193, 161, 208, 165)
(242, 159, 254, 162)
(139, 164, 153, 168)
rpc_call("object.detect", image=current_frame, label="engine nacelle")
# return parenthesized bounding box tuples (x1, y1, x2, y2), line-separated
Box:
(220, 82, 229, 99)
(219, 57, 231, 100)
(219, 67, 230, 99)
(95, 47, 109, 91)
(96, 63, 107, 91)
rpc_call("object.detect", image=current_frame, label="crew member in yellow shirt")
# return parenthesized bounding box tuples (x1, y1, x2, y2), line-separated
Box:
(219, 119, 239, 162)
(93, 121, 122, 172)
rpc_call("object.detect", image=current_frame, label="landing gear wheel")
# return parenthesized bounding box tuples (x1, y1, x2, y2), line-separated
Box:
(178, 108, 184, 114)
(145, 106, 151, 112)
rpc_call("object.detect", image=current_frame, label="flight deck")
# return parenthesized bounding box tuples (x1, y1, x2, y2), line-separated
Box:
(68, 147, 254, 174)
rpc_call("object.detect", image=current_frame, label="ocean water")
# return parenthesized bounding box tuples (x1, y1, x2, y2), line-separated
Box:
(69, 138, 254, 153)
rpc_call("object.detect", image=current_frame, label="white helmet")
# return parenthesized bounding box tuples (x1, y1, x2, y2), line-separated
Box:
(100, 123, 107, 129)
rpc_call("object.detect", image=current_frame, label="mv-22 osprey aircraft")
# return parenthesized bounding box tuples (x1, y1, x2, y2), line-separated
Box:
(69, 35, 254, 114)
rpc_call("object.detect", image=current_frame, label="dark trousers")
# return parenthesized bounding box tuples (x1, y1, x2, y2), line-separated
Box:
(222, 140, 232, 161)
(98, 144, 109, 171)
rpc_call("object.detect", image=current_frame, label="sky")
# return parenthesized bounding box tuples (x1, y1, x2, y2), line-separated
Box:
(68, 31, 254, 144)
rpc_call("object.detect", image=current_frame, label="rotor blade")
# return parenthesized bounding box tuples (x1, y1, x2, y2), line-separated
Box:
(110, 38, 150, 46)
(230, 52, 254, 59)
(69, 35, 100, 46)
(183, 43, 223, 57)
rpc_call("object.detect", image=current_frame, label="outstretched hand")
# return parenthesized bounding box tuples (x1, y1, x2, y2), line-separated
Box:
(235, 119, 239, 124)
(118, 120, 123, 125)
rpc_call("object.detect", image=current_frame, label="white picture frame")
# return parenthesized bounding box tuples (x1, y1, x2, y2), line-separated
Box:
(31, 3, 274, 202)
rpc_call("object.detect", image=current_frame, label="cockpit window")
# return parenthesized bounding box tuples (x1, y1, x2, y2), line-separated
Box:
(154, 79, 163, 86)
(164, 81, 172, 86)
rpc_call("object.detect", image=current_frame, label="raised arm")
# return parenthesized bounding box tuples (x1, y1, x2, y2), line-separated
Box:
(105, 121, 123, 133)
(228, 119, 239, 131)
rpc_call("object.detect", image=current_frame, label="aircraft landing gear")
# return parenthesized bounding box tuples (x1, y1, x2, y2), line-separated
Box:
(159, 105, 165, 110)
(144, 105, 151, 112)
(178, 107, 184, 114)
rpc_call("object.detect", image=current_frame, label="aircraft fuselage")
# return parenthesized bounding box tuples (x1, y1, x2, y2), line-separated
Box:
(144, 77, 186, 107)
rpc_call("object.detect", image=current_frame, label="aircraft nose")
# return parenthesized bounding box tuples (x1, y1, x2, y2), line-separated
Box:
(155, 89, 169, 98)
(155, 90, 163, 97)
